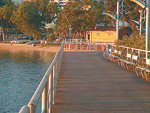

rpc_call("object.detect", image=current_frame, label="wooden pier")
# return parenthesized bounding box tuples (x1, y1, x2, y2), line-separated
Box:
(52, 52, 150, 113)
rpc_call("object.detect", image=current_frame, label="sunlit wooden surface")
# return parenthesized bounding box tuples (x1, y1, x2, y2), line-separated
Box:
(52, 52, 150, 113)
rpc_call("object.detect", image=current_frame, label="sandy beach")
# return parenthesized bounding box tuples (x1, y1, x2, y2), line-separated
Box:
(0, 43, 61, 52)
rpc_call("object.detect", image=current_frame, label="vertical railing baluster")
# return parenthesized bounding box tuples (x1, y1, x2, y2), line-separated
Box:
(146, 51, 148, 62)
(102, 45, 104, 51)
(48, 71, 53, 113)
(69, 43, 71, 50)
(52, 64, 55, 104)
(96, 42, 97, 51)
(28, 104, 36, 113)
(138, 49, 140, 57)
(89, 43, 91, 52)
(42, 82, 48, 113)
(76, 41, 78, 52)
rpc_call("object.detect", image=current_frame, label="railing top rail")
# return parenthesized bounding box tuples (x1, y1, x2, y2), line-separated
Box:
(28, 43, 64, 106)
(19, 105, 30, 113)
(116, 45, 150, 52)
(104, 44, 149, 53)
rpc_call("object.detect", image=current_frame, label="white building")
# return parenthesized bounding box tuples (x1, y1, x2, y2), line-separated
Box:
(13, 0, 69, 6)
(49, 0, 69, 6)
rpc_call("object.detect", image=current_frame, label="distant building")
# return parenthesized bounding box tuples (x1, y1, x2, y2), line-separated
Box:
(49, 0, 104, 7)
(49, 0, 70, 6)
(14, 0, 70, 6)
(86, 26, 132, 43)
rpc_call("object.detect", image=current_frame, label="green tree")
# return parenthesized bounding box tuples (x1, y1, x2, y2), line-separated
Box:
(11, 1, 43, 39)
(105, 0, 144, 33)
(45, 28, 56, 42)
(11, 0, 59, 39)
(0, 0, 16, 41)
(122, 0, 142, 34)
(55, 0, 104, 40)
(31, 0, 59, 25)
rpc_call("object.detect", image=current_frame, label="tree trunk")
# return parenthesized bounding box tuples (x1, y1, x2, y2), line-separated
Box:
(1, 20, 5, 41)
(33, 33, 35, 40)
(2, 26, 5, 41)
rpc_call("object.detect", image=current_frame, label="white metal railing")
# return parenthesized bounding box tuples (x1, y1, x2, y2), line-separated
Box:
(64, 39, 115, 43)
(64, 39, 114, 51)
(19, 43, 64, 113)
(110, 45, 150, 64)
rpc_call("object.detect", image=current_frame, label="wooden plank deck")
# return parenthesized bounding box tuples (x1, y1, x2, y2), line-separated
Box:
(52, 52, 150, 113)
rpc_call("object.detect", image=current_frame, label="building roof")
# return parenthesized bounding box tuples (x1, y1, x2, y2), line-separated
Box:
(89, 26, 131, 31)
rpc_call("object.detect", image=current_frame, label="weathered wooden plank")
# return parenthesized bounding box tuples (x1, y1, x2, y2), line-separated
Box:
(52, 52, 150, 113)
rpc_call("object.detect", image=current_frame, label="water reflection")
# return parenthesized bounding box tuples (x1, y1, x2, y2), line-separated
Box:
(0, 49, 55, 113)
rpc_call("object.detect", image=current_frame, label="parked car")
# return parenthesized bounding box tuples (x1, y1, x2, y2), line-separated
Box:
(22, 35, 33, 40)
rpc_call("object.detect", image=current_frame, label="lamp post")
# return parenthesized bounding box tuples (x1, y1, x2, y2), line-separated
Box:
(57, 13, 72, 40)
(130, 0, 149, 50)
(146, 0, 149, 50)
(103, 0, 119, 40)
(116, 0, 120, 40)
(103, 0, 120, 40)
(139, 10, 142, 37)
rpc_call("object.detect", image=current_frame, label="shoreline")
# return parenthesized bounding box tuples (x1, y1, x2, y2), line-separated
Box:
(0, 43, 61, 52)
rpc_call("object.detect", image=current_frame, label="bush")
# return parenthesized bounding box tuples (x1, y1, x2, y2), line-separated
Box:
(46, 34, 56, 42)
(115, 34, 146, 50)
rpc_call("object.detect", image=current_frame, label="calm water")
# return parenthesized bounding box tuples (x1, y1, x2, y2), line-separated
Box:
(0, 49, 55, 113)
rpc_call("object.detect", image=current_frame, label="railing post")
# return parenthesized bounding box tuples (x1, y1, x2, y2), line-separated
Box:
(127, 47, 129, 54)
(94, 43, 96, 51)
(146, 51, 148, 61)
(89, 43, 91, 52)
(132, 48, 134, 53)
(42, 82, 48, 113)
(138, 49, 140, 57)
(28, 104, 36, 113)
(69, 43, 71, 50)
(146, 0, 149, 50)
(57, 54, 60, 76)
(19, 105, 30, 113)
(76, 41, 78, 52)
(102, 45, 104, 51)
(55, 60, 58, 88)
(96, 42, 97, 51)
(52, 64, 55, 104)
(48, 72, 53, 113)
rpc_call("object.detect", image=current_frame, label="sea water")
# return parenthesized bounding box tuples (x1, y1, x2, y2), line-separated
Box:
(0, 49, 55, 113)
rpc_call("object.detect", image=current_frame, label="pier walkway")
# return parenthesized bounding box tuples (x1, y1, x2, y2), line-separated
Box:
(52, 52, 150, 113)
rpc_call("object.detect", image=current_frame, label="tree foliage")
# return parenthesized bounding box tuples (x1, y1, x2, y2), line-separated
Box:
(116, 35, 145, 49)
(122, 0, 143, 33)
(11, 0, 59, 39)
(0, 0, 16, 41)
(55, 0, 104, 39)
(105, 0, 145, 33)
(11, 1, 42, 39)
